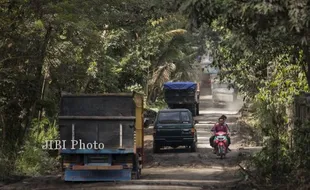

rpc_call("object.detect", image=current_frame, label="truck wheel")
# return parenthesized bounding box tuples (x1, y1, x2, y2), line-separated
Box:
(131, 155, 141, 179)
(153, 143, 160, 153)
(196, 104, 199, 116)
(190, 142, 197, 152)
(192, 105, 197, 116)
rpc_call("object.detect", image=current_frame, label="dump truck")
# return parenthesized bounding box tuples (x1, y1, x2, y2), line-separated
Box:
(58, 92, 146, 181)
(163, 81, 200, 116)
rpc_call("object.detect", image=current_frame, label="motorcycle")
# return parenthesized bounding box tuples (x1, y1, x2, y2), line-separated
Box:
(213, 131, 228, 159)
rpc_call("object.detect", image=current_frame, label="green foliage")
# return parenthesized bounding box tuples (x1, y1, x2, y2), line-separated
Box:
(145, 99, 167, 112)
(289, 120, 310, 186)
(15, 142, 59, 177)
(0, 0, 201, 178)
(239, 63, 309, 185)
(30, 118, 59, 144)
(0, 150, 15, 180)
(180, 0, 310, 187)
(181, 0, 310, 97)
(235, 59, 308, 186)
(125, 84, 144, 94)
(15, 117, 59, 176)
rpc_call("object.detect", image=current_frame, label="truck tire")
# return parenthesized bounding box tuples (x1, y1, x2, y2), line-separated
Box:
(191, 104, 197, 116)
(196, 104, 199, 116)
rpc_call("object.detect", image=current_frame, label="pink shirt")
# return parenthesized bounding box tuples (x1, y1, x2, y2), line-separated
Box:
(212, 123, 228, 133)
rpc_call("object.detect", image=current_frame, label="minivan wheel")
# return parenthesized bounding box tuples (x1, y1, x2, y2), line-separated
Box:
(190, 142, 197, 152)
(153, 143, 160, 153)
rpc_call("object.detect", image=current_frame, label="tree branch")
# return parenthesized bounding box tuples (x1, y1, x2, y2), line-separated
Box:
(0, 56, 38, 64)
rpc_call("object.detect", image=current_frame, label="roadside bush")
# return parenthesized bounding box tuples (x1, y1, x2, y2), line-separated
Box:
(15, 142, 59, 176)
(289, 120, 310, 187)
(240, 63, 310, 187)
(246, 99, 291, 182)
(15, 117, 59, 177)
(0, 150, 16, 181)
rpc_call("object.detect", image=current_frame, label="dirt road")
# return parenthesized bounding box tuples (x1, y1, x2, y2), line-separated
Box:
(2, 91, 258, 190)
(136, 95, 246, 189)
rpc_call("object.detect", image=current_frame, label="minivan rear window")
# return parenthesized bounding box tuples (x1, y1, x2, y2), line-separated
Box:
(158, 112, 180, 123)
(158, 111, 191, 124)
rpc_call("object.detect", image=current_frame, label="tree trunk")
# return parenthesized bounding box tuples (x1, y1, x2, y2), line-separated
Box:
(38, 72, 48, 121)
(0, 114, 5, 148)
(19, 25, 53, 147)
(80, 77, 91, 93)
(302, 46, 310, 88)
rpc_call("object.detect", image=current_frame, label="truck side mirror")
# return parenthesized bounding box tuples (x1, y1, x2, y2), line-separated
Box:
(144, 118, 150, 128)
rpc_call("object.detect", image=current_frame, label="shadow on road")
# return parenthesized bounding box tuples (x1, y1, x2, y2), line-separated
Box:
(153, 147, 194, 154)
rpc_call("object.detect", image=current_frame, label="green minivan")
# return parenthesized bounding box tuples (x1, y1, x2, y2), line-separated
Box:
(152, 109, 198, 153)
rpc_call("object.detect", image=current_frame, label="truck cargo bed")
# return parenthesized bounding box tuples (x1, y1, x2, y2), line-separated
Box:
(59, 94, 136, 150)
(163, 82, 199, 104)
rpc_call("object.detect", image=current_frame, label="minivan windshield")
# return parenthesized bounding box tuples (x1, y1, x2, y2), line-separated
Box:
(157, 111, 190, 124)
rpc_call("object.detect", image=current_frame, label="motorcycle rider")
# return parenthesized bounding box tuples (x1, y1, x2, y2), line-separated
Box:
(209, 118, 231, 153)
(220, 115, 231, 151)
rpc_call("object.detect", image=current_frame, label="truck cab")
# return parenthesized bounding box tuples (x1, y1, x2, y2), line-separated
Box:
(152, 109, 197, 153)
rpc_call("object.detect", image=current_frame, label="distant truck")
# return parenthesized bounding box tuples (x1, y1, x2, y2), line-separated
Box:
(163, 82, 200, 116)
(212, 81, 237, 106)
(58, 92, 147, 181)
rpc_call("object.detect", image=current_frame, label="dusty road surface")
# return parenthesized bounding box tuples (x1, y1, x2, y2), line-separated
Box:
(2, 89, 259, 190)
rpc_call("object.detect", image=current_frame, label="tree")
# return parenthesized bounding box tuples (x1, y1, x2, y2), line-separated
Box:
(0, 0, 202, 177)
(179, 0, 310, 187)
(180, 0, 310, 94)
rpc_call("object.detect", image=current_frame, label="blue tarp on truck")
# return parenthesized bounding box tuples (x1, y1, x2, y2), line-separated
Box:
(163, 82, 197, 90)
